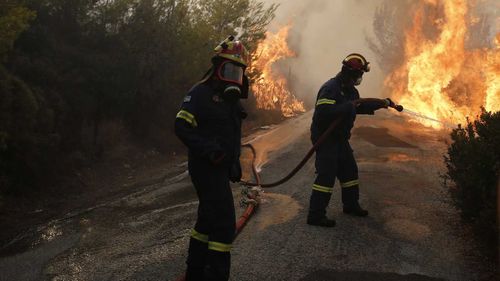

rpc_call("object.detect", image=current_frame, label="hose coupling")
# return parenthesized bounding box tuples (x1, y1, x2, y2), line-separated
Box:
(240, 185, 263, 207)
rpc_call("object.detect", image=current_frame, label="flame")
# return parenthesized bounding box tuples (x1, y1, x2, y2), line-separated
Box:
(250, 24, 305, 117)
(485, 33, 500, 111)
(385, 0, 500, 128)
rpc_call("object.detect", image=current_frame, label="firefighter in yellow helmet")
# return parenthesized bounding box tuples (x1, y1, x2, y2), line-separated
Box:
(307, 53, 397, 227)
(175, 36, 249, 280)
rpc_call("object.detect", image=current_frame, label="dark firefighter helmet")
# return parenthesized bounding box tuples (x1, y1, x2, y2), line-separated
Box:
(342, 53, 370, 73)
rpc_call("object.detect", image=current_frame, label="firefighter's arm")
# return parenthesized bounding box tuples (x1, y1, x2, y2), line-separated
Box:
(229, 101, 246, 182)
(355, 98, 393, 115)
(174, 94, 224, 161)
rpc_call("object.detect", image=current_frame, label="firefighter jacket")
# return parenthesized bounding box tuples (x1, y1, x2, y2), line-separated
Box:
(311, 74, 386, 143)
(175, 82, 245, 181)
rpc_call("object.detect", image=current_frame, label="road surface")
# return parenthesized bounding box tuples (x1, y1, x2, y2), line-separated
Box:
(0, 111, 495, 281)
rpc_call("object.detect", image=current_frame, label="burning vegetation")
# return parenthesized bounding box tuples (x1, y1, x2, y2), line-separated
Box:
(384, 0, 499, 128)
(249, 25, 306, 118)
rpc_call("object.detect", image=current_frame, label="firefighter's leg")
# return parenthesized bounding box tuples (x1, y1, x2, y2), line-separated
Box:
(186, 227, 208, 280)
(185, 161, 211, 280)
(338, 142, 368, 217)
(205, 175, 235, 281)
(307, 144, 338, 226)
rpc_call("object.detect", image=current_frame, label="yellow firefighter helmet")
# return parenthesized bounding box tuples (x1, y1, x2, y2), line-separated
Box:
(214, 36, 249, 67)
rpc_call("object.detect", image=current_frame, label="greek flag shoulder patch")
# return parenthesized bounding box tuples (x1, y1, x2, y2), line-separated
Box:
(184, 96, 192, 103)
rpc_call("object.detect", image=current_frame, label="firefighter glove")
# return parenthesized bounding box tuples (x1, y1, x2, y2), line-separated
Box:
(384, 98, 396, 108)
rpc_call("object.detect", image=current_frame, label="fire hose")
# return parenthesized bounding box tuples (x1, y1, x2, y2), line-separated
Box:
(241, 99, 403, 189)
(175, 99, 403, 281)
(233, 99, 403, 232)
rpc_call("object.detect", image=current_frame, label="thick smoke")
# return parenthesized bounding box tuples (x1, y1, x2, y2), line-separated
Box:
(260, 0, 386, 106)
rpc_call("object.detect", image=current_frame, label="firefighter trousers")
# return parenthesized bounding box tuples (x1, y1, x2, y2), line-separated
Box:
(185, 159, 235, 281)
(308, 140, 360, 220)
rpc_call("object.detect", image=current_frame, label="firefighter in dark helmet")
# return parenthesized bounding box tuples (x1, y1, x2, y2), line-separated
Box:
(174, 36, 249, 280)
(307, 53, 397, 227)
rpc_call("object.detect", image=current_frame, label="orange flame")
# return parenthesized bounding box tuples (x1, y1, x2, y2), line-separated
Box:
(386, 0, 500, 128)
(250, 24, 305, 117)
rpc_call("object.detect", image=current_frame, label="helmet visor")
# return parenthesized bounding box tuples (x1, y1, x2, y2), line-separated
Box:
(218, 62, 244, 85)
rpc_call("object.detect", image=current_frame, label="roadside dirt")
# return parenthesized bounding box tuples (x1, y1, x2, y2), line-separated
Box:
(0, 145, 187, 257)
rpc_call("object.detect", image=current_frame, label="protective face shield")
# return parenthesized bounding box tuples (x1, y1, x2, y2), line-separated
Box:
(217, 61, 244, 85)
(219, 75, 249, 101)
(216, 61, 248, 100)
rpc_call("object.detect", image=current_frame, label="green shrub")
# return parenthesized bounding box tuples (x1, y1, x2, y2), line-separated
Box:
(444, 109, 499, 246)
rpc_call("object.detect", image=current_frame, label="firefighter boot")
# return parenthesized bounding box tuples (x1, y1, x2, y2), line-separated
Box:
(343, 203, 369, 217)
(307, 216, 336, 227)
(308, 189, 336, 227)
(341, 185, 368, 217)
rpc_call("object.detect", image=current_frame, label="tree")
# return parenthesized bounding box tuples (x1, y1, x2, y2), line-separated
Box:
(0, 0, 277, 195)
(0, 1, 36, 60)
(123, 0, 277, 144)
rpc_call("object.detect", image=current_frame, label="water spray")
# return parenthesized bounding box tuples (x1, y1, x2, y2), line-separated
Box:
(399, 108, 456, 129)
(385, 102, 456, 129)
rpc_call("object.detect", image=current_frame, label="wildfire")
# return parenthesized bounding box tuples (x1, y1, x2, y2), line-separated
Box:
(250, 24, 305, 117)
(385, 0, 500, 128)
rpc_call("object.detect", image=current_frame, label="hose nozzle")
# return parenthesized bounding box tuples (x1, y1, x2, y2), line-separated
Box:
(394, 104, 404, 112)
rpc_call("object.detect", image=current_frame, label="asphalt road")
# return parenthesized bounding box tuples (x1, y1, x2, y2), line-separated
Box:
(0, 111, 496, 281)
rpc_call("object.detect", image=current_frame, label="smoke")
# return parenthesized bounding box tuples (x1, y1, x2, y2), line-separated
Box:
(259, 0, 499, 109)
(469, 0, 500, 47)
(260, 0, 386, 106)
